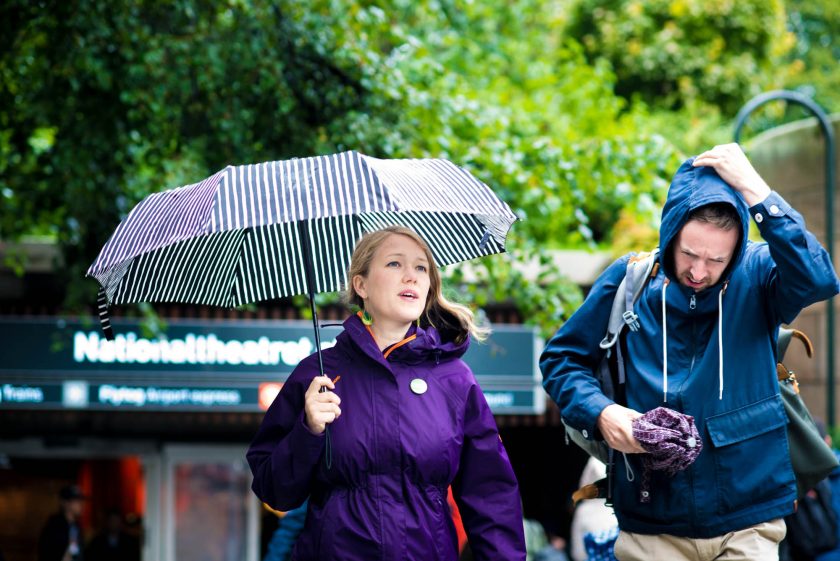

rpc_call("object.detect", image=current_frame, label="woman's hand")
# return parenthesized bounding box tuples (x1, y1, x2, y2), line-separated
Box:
(304, 376, 341, 434)
(596, 403, 646, 454)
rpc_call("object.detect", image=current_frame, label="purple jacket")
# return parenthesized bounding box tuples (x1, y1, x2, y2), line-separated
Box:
(247, 314, 526, 560)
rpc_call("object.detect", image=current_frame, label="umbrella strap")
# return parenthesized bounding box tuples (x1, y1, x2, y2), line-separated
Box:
(325, 427, 332, 469)
(97, 287, 115, 341)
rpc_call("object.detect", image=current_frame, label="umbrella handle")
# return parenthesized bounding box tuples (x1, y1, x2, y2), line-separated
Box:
(298, 221, 332, 469)
(318, 382, 332, 469)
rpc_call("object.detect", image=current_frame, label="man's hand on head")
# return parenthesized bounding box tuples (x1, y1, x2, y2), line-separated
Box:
(693, 143, 772, 207)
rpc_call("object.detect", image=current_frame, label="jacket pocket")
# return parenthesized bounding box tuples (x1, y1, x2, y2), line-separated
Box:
(706, 395, 792, 514)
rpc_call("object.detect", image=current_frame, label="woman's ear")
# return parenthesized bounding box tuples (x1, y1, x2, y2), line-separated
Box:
(353, 274, 367, 299)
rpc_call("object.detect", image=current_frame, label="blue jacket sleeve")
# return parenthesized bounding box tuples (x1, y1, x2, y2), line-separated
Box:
(262, 500, 308, 561)
(750, 192, 840, 325)
(540, 255, 630, 438)
(246, 357, 325, 511)
(452, 378, 526, 561)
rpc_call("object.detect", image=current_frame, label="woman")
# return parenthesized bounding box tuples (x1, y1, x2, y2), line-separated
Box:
(247, 226, 526, 560)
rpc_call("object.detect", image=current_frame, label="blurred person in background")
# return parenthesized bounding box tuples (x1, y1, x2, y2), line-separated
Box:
(262, 500, 308, 561)
(815, 421, 840, 561)
(38, 484, 87, 561)
(570, 457, 618, 561)
(84, 508, 140, 561)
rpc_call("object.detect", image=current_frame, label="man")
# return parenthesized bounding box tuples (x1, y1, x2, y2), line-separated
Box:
(84, 508, 140, 561)
(541, 144, 840, 560)
(38, 484, 86, 561)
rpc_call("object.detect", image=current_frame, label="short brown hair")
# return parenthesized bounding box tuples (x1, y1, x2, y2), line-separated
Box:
(687, 203, 739, 231)
(344, 226, 488, 343)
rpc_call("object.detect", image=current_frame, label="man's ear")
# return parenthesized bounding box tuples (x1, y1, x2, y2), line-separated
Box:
(353, 274, 367, 299)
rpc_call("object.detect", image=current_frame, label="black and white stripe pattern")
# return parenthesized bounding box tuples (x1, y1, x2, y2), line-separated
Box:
(88, 151, 516, 310)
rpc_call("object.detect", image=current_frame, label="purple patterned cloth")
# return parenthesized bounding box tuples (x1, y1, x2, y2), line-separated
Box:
(632, 407, 702, 502)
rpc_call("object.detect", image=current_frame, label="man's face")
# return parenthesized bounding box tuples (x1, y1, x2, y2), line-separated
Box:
(672, 219, 739, 292)
(63, 498, 84, 520)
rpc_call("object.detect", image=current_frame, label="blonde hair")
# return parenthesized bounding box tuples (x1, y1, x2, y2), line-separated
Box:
(345, 226, 489, 343)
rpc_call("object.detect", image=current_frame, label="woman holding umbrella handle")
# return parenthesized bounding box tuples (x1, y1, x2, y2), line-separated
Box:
(304, 376, 341, 435)
(247, 226, 526, 560)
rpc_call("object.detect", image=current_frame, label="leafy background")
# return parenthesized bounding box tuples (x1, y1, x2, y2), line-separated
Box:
(1, 0, 836, 335)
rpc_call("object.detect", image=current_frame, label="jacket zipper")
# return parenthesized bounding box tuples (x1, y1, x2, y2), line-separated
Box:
(678, 297, 698, 524)
(688, 294, 697, 372)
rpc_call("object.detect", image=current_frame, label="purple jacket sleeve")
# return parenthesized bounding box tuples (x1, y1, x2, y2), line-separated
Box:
(246, 358, 325, 511)
(452, 380, 526, 561)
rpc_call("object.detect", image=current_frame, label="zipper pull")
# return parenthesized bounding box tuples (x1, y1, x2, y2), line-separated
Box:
(689, 294, 696, 310)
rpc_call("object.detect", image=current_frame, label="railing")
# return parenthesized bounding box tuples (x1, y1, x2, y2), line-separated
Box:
(734, 90, 836, 425)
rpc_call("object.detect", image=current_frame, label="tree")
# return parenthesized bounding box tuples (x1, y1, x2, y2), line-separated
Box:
(565, 0, 795, 115)
(1, 0, 686, 335)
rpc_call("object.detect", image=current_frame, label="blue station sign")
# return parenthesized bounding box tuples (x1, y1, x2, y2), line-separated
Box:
(0, 317, 544, 415)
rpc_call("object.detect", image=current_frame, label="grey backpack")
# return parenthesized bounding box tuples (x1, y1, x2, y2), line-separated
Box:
(563, 249, 660, 465)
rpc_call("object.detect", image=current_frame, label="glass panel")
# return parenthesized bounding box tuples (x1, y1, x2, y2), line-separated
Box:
(173, 461, 250, 561)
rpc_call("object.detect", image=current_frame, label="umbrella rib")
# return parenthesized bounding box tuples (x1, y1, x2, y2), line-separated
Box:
(291, 158, 305, 224)
(208, 232, 244, 306)
(253, 227, 271, 301)
(188, 232, 225, 304)
(351, 151, 369, 213)
(263, 225, 282, 300)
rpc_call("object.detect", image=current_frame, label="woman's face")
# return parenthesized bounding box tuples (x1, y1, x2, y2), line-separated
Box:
(353, 234, 431, 328)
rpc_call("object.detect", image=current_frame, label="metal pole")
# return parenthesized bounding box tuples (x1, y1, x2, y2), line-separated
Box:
(297, 221, 325, 378)
(297, 221, 333, 468)
(734, 90, 836, 426)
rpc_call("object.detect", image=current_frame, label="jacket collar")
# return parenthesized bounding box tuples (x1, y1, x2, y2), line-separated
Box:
(338, 313, 470, 366)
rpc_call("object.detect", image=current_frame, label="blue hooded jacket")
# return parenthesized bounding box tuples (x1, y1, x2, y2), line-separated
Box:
(541, 159, 840, 537)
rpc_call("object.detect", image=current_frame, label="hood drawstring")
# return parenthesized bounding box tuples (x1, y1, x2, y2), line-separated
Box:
(661, 279, 670, 402)
(718, 281, 729, 399)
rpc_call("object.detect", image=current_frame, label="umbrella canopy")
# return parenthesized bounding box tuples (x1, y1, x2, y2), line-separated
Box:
(87, 150, 516, 338)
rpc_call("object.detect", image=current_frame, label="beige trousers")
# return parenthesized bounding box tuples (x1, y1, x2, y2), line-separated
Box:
(614, 518, 786, 561)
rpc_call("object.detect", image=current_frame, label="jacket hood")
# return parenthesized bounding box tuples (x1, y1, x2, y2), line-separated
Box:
(659, 158, 751, 284)
(339, 313, 470, 365)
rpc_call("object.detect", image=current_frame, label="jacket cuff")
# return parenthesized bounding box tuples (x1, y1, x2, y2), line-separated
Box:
(566, 392, 615, 441)
(284, 412, 326, 465)
(749, 191, 791, 228)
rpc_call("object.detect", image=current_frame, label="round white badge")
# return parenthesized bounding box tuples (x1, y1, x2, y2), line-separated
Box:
(410, 378, 428, 395)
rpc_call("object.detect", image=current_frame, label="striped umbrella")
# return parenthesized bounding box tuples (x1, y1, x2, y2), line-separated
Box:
(87, 150, 517, 349)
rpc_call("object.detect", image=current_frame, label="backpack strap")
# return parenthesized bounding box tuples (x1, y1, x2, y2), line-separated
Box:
(778, 328, 814, 362)
(777, 328, 813, 391)
(573, 248, 660, 504)
(600, 249, 660, 351)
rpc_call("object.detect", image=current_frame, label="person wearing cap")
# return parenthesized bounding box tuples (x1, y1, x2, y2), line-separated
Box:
(38, 484, 87, 561)
(541, 144, 840, 560)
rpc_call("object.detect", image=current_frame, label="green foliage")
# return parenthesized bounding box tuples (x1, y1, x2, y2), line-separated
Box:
(22, 0, 835, 338)
(566, 0, 795, 115)
(276, 0, 683, 330)
(1, 0, 393, 308)
(1, 0, 691, 336)
(785, 0, 840, 113)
